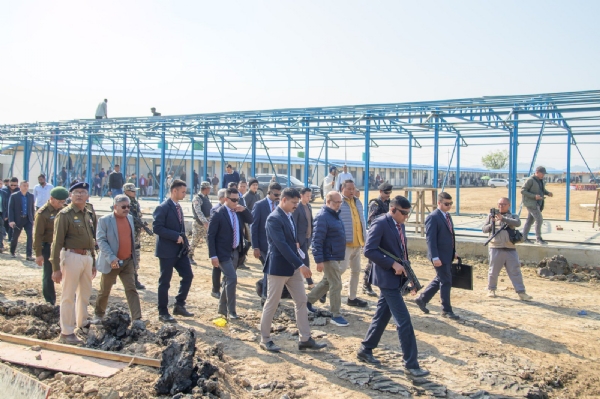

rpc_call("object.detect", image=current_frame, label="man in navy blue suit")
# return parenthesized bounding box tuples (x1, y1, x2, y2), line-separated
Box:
(415, 192, 459, 320)
(259, 188, 327, 353)
(358, 195, 429, 377)
(8, 180, 35, 260)
(251, 182, 282, 303)
(153, 179, 194, 323)
(207, 187, 253, 319)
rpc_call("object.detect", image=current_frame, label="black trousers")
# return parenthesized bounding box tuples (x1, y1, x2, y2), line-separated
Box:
(11, 220, 33, 257)
(4, 218, 13, 242)
(158, 256, 194, 315)
(418, 262, 453, 313)
(212, 266, 222, 294)
(41, 243, 56, 305)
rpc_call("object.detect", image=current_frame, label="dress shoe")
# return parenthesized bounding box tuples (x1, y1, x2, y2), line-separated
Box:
(536, 238, 548, 245)
(58, 334, 82, 345)
(173, 305, 194, 317)
(405, 367, 430, 377)
(134, 274, 146, 290)
(347, 297, 368, 308)
(414, 297, 430, 314)
(362, 284, 377, 297)
(189, 258, 197, 265)
(307, 302, 317, 313)
(518, 292, 533, 301)
(298, 337, 327, 351)
(211, 291, 221, 299)
(260, 341, 281, 352)
(523, 238, 533, 244)
(158, 314, 176, 323)
(26, 256, 35, 261)
(487, 290, 496, 298)
(228, 313, 240, 320)
(10, 253, 16, 258)
(237, 264, 250, 270)
(357, 349, 381, 365)
(319, 293, 327, 304)
(442, 312, 460, 320)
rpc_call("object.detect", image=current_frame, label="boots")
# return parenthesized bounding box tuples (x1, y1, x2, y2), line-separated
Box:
(135, 273, 146, 290)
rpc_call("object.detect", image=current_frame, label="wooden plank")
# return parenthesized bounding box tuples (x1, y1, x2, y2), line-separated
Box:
(0, 332, 160, 368)
(0, 342, 127, 378)
(0, 362, 50, 399)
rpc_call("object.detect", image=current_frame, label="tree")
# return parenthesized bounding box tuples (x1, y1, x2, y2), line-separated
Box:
(481, 149, 509, 170)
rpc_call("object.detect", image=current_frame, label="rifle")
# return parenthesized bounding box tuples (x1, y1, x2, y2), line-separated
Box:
(177, 232, 190, 258)
(377, 246, 423, 295)
(132, 213, 154, 236)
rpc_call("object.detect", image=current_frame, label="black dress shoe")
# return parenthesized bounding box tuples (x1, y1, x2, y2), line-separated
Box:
(11, 253, 16, 258)
(442, 312, 460, 320)
(134, 275, 146, 290)
(319, 293, 327, 304)
(357, 350, 381, 365)
(211, 291, 220, 299)
(228, 313, 240, 320)
(173, 305, 194, 317)
(260, 341, 281, 352)
(158, 314, 176, 323)
(189, 258, 197, 265)
(405, 367, 430, 377)
(414, 297, 430, 314)
(298, 337, 327, 351)
(347, 297, 368, 308)
(237, 264, 250, 270)
(362, 285, 378, 297)
(523, 238, 533, 244)
(26, 256, 35, 261)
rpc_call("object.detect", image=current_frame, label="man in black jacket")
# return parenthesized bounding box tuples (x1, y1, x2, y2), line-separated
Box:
(8, 180, 35, 260)
(2, 177, 19, 244)
(293, 188, 314, 286)
(108, 165, 125, 198)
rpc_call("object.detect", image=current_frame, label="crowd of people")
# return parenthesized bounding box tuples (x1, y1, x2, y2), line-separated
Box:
(0, 163, 551, 375)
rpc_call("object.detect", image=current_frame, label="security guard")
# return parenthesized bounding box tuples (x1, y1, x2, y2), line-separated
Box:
(188, 181, 211, 265)
(51, 182, 97, 345)
(33, 186, 69, 305)
(363, 182, 393, 297)
(123, 182, 146, 289)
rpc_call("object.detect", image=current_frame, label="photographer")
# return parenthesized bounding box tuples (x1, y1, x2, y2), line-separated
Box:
(482, 198, 532, 301)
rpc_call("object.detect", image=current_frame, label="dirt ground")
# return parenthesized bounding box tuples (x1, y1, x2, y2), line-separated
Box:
(1, 236, 600, 399)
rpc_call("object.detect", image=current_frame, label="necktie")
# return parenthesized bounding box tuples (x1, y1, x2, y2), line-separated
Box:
(175, 203, 183, 225)
(271, 200, 276, 212)
(288, 215, 295, 238)
(231, 209, 238, 249)
(445, 213, 453, 233)
(396, 223, 408, 260)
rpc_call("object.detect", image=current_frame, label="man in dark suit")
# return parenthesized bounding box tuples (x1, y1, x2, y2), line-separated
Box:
(251, 182, 282, 301)
(8, 180, 35, 260)
(358, 196, 429, 377)
(415, 192, 459, 320)
(2, 177, 19, 244)
(208, 188, 253, 319)
(152, 179, 194, 323)
(292, 187, 314, 286)
(259, 188, 327, 353)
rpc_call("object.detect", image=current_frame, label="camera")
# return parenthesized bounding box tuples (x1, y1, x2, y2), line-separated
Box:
(490, 208, 499, 217)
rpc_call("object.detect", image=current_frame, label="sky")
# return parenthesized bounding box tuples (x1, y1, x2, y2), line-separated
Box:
(1, 0, 600, 170)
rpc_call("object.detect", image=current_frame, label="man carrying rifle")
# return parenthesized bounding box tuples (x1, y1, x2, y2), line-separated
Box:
(153, 179, 194, 323)
(189, 181, 212, 265)
(357, 195, 429, 377)
(483, 197, 532, 301)
(124, 183, 148, 289)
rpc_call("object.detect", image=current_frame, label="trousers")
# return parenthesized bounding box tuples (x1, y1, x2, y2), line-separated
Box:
(59, 250, 93, 335)
(307, 260, 343, 317)
(41, 243, 56, 305)
(488, 248, 525, 292)
(340, 246, 362, 300)
(419, 261, 453, 313)
(158, 256, 194, 315)
(218, 250, 240, 316)
(522, 205, 543, 240)
(11, 220, 33, 257)
(95, 258, 142, 319)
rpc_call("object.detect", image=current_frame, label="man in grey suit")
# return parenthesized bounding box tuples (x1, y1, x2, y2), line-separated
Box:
(94, 195, 142, 321)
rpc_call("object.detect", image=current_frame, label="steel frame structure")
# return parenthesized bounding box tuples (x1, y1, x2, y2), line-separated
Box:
(2, 90, 600, 222)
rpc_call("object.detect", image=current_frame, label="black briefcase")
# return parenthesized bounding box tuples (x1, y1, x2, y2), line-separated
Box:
(451, 257, 473, 290)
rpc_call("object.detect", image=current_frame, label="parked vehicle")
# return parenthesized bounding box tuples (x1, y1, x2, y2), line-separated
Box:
(255, 174, 321, 202)
(488, 178, 509, 188)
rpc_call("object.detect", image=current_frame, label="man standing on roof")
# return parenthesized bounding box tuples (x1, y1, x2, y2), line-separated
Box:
(95, 99, 108, 119)
(336, 165, 354, 191)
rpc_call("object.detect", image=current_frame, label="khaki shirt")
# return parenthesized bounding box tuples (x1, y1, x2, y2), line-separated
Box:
(33, 202, 64, 257)
(50, 203, 98, 271)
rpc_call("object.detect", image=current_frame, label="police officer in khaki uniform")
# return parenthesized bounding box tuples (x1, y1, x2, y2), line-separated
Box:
(51, 182, 98, 345)
(33, 186, 69, 305)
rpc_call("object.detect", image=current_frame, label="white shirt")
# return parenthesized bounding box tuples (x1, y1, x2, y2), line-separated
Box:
(323, 174, 337, 197)
(33, 183, 54, 208)
(95, 101, 107, 117)
(336, 171, 354, 190)
(267, 197, 278, 212)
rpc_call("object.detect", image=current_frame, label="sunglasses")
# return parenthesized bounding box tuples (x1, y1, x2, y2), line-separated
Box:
(393, 208, 411, 216)
(442, 202, 453, 206)
(120, 205, 130, 209)
(271, 193, 281, 197)
(227, 197, 239, 202)
(383, 190, 392, 194)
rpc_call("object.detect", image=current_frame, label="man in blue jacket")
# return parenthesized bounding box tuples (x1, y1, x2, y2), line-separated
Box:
(259, 188, 327, 353)
(415, 192, 459, 320)
(153, 179, 194, 323)
(358, 195, 429, 377)
(306, 192, 348, 326)
(8, 180, 35, 260)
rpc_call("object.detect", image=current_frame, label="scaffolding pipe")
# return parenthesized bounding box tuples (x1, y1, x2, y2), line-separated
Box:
(251, 128, 257, 178)
(566, 131, 572, 220)
(159, 125, 166, 201)
(203, 128, 208, 182)
(433, 115, 439, 189)
(456, 136, 461, 215)
(86, 136, 93, 188)
(304, 120, 309, 186)
(22, 137, 30, 181)
(190, 137, 195, 200)
(287, 136, 291, 185)
(510, 112, 519, 214)
(363, 117, 371, 222)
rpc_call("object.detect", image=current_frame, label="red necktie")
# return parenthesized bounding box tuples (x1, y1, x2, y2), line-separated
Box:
(231, 209, 238, 249)
(271, 200, 276, 212)
(176, 203, 183, 225)
(445, 213, 453, 233)
(396, 223, 408, 260)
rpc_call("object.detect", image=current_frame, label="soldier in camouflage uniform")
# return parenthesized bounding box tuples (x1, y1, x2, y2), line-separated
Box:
(123, 183, 147, 289)
(189, 181, 212, 265)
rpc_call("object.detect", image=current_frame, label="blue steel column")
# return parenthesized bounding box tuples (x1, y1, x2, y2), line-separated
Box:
(53, 133, 59, 186)
(363, 117, 371, 222)
(304, 120, 309, 186)
(455, 136, 461, 215)
(433, 115, 439, 189)
(220, 136, 225, 180)
(190, 137, 195, 199)
(86, 136, 93, 188)
(22, 137, 30, 181)
(324, 134, 329, 180)
(408, 135, 413, 202)
(203, 129, 208, 181)
(159, 125, 166, 201)
(509, 111, 519, 214)
(287, 136, 291, 185)
(122, 135, 127, 177)
(135, 138, 140, 197)
(251, 128, 257, 178)
(566, 131, 572, 220)
(66, 141, 71, 185)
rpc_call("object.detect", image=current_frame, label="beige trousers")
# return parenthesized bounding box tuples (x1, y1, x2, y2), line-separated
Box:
(340, 246, 362, 300)
(260, 269, 311, 343)
(59, 250, 93, 335)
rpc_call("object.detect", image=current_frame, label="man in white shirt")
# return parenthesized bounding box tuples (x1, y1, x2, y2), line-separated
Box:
(322, 166, 338, 198)
(336, 165, 354, 191)
(95, 99, 108, 119)
(33, 174, 54, 210)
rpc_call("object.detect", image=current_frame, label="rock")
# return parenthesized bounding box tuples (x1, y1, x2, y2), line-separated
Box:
(72, 383, 83, 393)
(537, 267, 554, 278)
(469, 391, 490, 399)
(83, 381, 99, 394)
(98, 387, 119, 399)
(35, 354, 42, 360)
(240, 378, 251, 388)
(54, 372, 63, 380)
(17, 288, 39, 297)
(526, 388, 549, 399)
(205, 380, 219, 393)
(38, 371, 51, 381)
(155, 329, 197, 395)
(310, 317, 327, 326)
(62, 375, 74, 385)
(31, 345, 42, 351)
